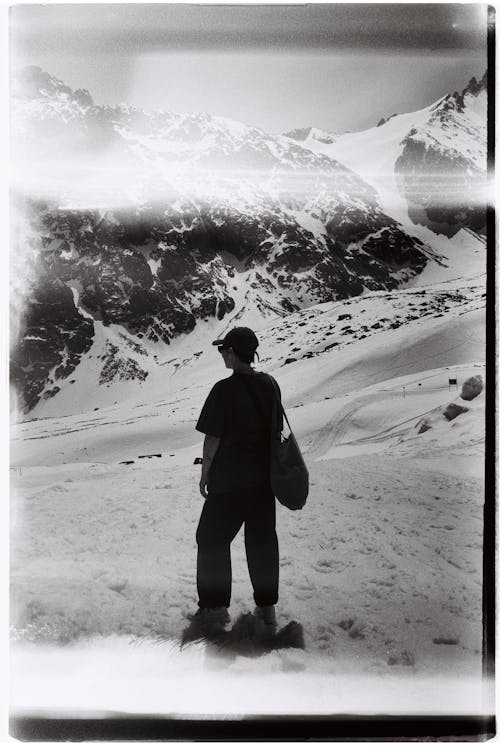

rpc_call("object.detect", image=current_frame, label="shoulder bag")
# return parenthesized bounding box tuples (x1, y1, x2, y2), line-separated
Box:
(240, 373, 309, 511)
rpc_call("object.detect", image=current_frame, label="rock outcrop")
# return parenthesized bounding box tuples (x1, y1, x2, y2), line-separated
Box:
(460, 375, 483, 401)
(395, 73, 487, 237)
(10, 67, 437, 412)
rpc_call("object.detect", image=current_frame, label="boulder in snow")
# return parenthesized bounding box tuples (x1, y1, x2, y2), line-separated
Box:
(417, 418, 432, 434)
(432, 636, 459, 645)
(460, 375, 483, 401)
(444, 403, 469, 421)
(107, 578, 128, 594)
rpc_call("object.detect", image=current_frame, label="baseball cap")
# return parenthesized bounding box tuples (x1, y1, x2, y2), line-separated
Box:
(212, 327, 259, 355)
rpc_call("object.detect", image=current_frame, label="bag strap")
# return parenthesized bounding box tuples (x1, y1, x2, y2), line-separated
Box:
(265, 374, 294, 435)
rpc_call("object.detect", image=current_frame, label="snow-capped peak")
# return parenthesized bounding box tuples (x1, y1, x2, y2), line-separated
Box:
(284, 126, 338, 145)
(290, 71, 487, 238)
(12, 65, 94, 108)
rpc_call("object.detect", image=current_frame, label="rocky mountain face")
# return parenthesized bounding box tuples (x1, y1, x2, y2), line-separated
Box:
(11, 67, 434, 413)
(376, 113, 398, 127)
(394, 73, 488, 237)
(285, 73, 488, 240)
(284, 126, 339, 145)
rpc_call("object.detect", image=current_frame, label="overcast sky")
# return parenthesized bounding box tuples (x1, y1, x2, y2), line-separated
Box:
(10, 3, 489, 133)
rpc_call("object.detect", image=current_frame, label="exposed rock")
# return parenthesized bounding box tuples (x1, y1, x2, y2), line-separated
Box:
(10, 67, 437, 411)
(284, 126, 337, 145)
(377, 113, 398, 127)
(443, 402, 469, 421)
(432, 637, 459, 645)
(460, 375, 483, 401)
(99, 343, 149, 385)
(10, 275, 95, 412)
(394, 72, 487, 237)
(417, 419, 432, 434)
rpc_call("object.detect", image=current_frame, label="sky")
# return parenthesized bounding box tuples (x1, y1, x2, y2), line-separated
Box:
(10, 3, 489, 134)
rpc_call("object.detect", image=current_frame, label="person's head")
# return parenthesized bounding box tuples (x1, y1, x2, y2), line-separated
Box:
(212, 327, 259, 370)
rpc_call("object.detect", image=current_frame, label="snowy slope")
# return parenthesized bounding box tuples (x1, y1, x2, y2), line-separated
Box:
(10, 276, 486, 717)
(286, 73, 487, 278)
(10, 347, 486, 715)
(10, 268, 484, 426)
(288, 104, 434, 197)
(9, 66, 488, 718)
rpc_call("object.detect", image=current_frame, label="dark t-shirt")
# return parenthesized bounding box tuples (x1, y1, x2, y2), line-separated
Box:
(196, 371, 282, 494)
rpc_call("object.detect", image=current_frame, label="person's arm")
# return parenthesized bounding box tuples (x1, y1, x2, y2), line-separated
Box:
(199, 434, 221, 498)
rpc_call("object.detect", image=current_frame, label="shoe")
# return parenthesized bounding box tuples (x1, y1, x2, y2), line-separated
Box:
(254, 605, 277, 626)
(182, 607, 230, 645)
(190, 606, 230, 626)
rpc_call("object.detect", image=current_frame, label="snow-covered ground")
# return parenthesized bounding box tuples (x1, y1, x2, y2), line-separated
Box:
(10, 259, 488, 717)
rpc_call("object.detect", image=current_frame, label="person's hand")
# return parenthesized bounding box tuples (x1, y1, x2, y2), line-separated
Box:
(199, 477, 209, 499)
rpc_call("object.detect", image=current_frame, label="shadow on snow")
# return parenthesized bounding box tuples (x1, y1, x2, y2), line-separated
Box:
(180, 612, 305, 659)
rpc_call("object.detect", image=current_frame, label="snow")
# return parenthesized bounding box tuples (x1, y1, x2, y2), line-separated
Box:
(297, 105, 433, 190)
(18, 269, 485, 425)
(146, 257, 161, 275)
(288, 209, 327, 241)
(67, 283, 94, 320)
(10, 69, 489, 720)
(293, 95, 487, 285)
(10, 262, 487, 717)
(11, 641, 489, 717)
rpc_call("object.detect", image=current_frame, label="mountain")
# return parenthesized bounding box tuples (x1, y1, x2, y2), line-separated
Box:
(376, 113, 398, 127)
(394, 73, 487, 236)
(283, 126, 339, 145)
(286, 72, 487, 237)
(10, 67, 434, 414)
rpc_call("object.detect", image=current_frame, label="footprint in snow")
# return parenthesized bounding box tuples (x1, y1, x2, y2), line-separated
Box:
(387, 649, 415, 666)
(314, 558, 333, 574)
(338, 618, 355, 631)
(369, 578, 395, 588)
(338, 618, 366, 639)
(349, 623, 366, 640)
(296, 592, 314, 601)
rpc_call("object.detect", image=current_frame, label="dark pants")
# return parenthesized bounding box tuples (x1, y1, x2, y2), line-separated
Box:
(196, 485, 279, 609)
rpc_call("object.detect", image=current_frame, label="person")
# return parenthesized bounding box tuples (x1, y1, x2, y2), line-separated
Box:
(193, 326, 282, 630)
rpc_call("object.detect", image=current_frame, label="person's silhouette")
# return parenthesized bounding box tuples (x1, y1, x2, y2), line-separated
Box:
(192, 327, 282, 629)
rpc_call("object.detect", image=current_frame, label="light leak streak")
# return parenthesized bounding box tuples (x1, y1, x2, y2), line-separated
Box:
(11, 156, 491, 212)
(10, 637, 493, 718)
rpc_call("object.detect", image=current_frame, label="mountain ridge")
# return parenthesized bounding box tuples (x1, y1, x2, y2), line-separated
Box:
(286, 71, 487, 237)
(10, 66, 485, 415)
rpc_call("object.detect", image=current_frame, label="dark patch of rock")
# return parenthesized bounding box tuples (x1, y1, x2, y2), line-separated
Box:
(460, 375, 483, 401)
(417, 419, 432, 434)
(443, 403, 469, 421)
